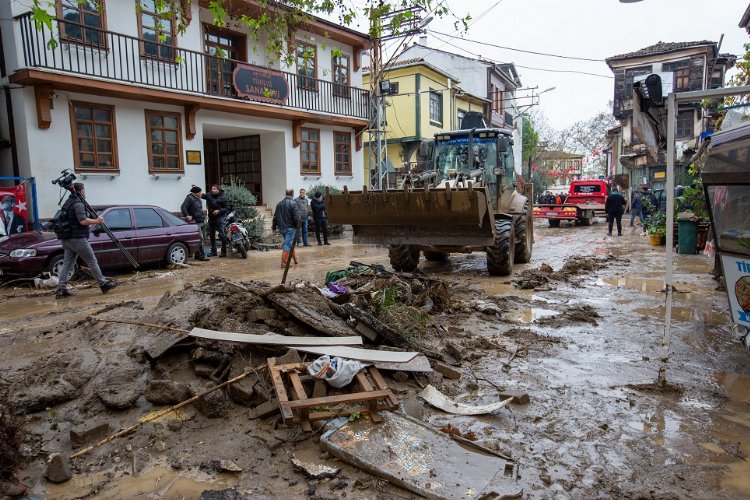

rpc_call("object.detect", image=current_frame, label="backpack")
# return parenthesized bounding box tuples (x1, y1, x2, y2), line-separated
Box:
(47, 203, 75, 239)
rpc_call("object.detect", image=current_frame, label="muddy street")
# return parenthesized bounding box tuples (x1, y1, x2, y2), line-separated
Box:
(1, 219, 749, 499)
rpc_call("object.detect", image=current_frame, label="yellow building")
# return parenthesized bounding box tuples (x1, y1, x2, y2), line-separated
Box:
(363, 58, 489, 185)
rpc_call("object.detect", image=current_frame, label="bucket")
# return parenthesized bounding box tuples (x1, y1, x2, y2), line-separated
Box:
(648, 234, 662, 246)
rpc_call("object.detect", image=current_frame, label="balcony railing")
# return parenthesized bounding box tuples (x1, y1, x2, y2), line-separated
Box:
(15, 13, 369, 120)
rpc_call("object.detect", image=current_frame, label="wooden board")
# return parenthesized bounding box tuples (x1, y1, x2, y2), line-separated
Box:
(290, 345, 419, 363)
(189, 328, 363, 346)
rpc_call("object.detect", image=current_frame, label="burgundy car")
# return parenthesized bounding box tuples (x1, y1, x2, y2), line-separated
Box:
(0, 205, 201, 279)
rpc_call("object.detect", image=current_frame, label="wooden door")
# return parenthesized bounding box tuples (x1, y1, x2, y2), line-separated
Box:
(219, 135, 262, 204)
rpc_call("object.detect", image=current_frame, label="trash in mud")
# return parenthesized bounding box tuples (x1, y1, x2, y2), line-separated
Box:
(291, 455, 340, 479)
(269, 358, 398, 432)
(307, 355, 365, 388)
(419, 385, 514, 415)
(320, 412, 522, 499)
(0, 405, 25, 483)
(513, 255, 622, 289)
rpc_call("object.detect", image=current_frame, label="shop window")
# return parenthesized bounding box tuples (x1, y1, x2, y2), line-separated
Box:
(334, 131, 352, 175)
(57, 0, 107, 47)
(70, 101, 118, 172)
(138, 0, 176, 60)
(297, 41, 317, 91)
(301, 128, 320, 174)
(429, 91, 442, 125)
(146, 110, 183, 172)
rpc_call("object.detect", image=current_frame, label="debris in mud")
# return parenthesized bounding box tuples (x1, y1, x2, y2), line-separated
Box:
(0, 405, 25, 481)
(291, 455, 340, 479)
(513, 255, 621, 289)
(535, 305, 601, 327)
(45, 453, 71, 483)
(419, 385, 513, 415)
(439, 423, 477, 441)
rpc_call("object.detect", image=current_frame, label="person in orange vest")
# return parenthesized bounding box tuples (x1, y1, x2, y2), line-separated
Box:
(555, 193, 562, 205)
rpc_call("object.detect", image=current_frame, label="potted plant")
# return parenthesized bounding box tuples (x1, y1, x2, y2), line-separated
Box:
(645, 210, 667, 246)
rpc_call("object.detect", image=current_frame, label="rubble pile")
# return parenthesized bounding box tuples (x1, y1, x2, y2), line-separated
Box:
(513, 254, 624, 289)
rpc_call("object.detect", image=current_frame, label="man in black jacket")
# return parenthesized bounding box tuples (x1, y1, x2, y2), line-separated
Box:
(272, 188, 301, 267)
(55, 183, 117, 298)
(202, 184, 230, 257)
(605, 186, 627, 236)
(310, 191, 330, 245)
(181, 186, 209, 261)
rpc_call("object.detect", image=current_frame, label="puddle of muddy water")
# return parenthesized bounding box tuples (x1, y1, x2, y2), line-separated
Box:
(505, 307, 558, 324)
(711, 372, 750, 496)
(45, 465, 238, 499)
(626, 411, 683, 448)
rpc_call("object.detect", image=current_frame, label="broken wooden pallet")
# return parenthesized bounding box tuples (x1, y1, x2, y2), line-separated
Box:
(268, 358, 398, 432)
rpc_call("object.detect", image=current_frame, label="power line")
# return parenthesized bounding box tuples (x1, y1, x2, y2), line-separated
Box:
(428, 32, 613, 79)
(430, 29, 605, 62)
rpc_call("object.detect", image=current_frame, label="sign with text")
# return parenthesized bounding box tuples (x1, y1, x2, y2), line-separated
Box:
(721, 254, 750, 328)
(232, 65, 289, 104)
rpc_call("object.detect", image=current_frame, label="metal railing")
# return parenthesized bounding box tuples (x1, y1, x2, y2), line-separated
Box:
(15, 13, 369, 120)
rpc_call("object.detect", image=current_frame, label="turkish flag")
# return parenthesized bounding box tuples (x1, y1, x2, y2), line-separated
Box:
(0, 183, 27, 217)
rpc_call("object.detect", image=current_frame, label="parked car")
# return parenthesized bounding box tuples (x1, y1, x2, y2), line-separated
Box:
(0, 204, 201, 279)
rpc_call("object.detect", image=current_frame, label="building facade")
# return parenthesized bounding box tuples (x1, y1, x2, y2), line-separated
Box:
(605, 41, 735, 192)
(362, 58, 488, 185)
(0, 1, 370, 219)
(394, 42, 524, 175)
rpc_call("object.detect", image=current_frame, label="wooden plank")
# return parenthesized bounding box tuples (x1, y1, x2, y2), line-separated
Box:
(268, 358, 294, 422)
(189, 328, 363, 346)
(369, 367, 399, 408)
(372, 354, 432, 373)
(356, 371, 374, 392)
(285, 390, 393, 409)
(289, 372, 309, 402)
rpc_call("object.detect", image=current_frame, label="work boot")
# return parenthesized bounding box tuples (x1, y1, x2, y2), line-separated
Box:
(292, 251, 300, 264)
(197, 254, 209, 261)
(209, 248, 218, 257)
(281, 250, 289, 268)
(99, 280, 118, 294)
(55, 287, 74, 298)
(317, 241, 323, 246)
(220, 245, 227, 258)
(324, 241, 331, 246)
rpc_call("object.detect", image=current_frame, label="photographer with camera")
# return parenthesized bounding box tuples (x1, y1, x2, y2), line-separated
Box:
(55, 182, 118, 298)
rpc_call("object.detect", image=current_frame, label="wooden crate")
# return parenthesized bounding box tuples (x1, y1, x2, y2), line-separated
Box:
(268, 358, 398, 432)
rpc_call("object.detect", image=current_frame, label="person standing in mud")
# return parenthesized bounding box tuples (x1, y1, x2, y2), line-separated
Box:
(181, 186, 209, 261)
(295, 188, 311, 247)
(310, 191, 330, 246)
(272, 188, 301, 267)
(605, 186, 627, 236)
(202, 185, 230, 257)
(55, 182, 118, 298)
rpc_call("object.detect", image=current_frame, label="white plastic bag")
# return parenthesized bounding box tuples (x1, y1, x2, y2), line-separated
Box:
(307, 355, 364, 388)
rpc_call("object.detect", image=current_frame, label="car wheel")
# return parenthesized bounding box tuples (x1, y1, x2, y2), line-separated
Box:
(48, 254, 77, 280)
(166, 242, 188, 265)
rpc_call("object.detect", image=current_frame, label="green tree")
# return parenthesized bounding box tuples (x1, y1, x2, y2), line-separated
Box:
(521, 117, 539, 164)
(31, 1, 469, 64)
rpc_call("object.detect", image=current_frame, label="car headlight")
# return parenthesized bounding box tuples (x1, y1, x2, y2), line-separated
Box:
(10, 249, 37, 258)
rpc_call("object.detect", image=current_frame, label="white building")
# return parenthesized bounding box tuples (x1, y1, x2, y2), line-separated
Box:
(0, 1, 370, 219)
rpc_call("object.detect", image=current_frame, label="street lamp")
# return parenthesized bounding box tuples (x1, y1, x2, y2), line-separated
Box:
(539, 87, 556, 94)
(619, 0, 644, 3)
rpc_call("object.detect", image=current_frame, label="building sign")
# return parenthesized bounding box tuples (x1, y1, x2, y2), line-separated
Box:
(653, 171, 666, 180)
(722, 254, 750, 328)
(186, 150, 202, 165)
(232, 65, 289, 104)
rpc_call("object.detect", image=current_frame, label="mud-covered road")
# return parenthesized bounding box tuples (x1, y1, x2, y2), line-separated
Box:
(1, 218, 749, 499)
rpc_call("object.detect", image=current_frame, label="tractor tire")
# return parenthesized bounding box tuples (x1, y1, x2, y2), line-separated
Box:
(486, 219, 515, 276)
(514, 211, 533, 264)
(424, 251, 450, 262)
(548, 219, 560, 228)
(388, 245, 420, 272)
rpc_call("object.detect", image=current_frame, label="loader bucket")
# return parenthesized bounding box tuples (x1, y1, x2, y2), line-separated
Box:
(327, 185, 496, 247)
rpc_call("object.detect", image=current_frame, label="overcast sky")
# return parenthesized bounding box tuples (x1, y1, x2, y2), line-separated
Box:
(353, 0, 749, 131)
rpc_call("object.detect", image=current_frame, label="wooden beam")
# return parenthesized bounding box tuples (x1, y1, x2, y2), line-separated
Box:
(34, 84, 53, 129)
(184, 104, 199, 140)
(355, 127, 365, 151)
(353, 46, 363, 72)
(11, 69, 368, 130)
(292, 120, 305, 148)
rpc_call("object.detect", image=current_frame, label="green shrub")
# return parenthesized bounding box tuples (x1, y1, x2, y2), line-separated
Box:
(221, 179, 263, 240)
(306, 183, 344, 236)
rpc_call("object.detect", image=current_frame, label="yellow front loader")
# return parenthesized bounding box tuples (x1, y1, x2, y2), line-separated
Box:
(327, 125, 533, 276)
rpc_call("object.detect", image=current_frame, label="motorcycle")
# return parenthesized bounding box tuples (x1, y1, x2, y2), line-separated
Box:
(224, 211, 251, 259)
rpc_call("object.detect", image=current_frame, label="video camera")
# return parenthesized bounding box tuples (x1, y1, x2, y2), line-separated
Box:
(51, 169, 77, 190)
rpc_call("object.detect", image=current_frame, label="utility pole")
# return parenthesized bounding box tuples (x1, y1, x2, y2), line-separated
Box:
(368, 6, 431, 190)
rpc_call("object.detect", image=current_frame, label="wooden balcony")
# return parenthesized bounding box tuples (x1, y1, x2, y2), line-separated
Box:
(14, 13, 369, 123)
